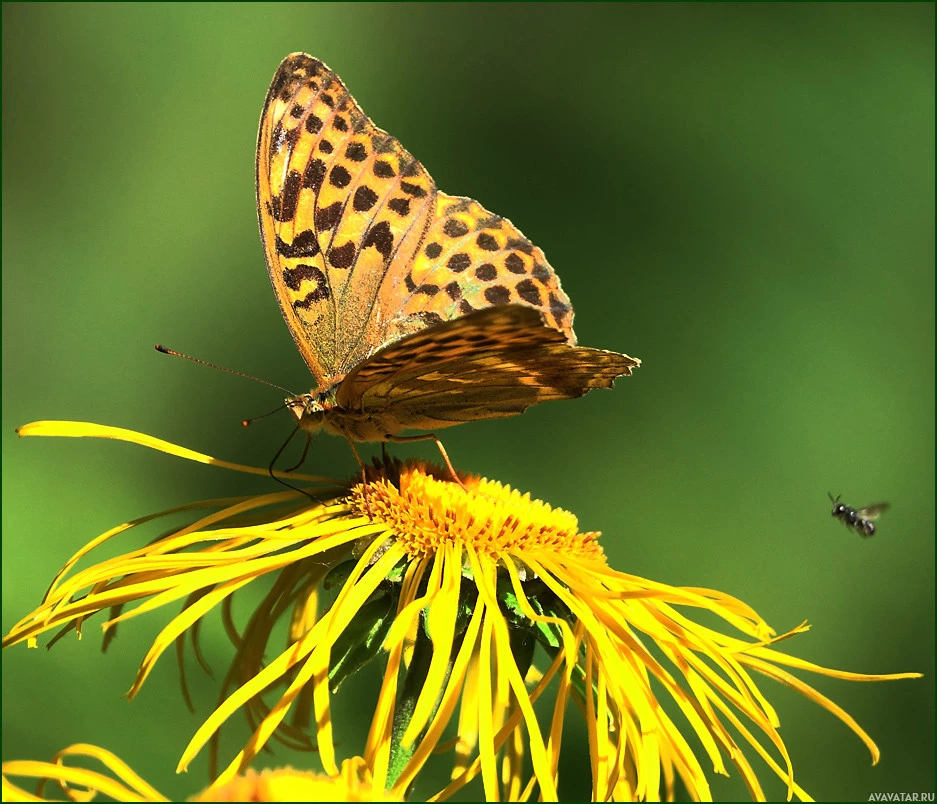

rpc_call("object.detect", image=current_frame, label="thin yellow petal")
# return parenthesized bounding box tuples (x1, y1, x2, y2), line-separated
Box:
(741, 655, 887, 764)
(477, 612, 500, 801)
(403, 544, 462, 745)
(312, 541, 407, 775)
(126, 576, 252, 698)
(16, 420, 329, 482)
(367, 556, 429, 790)
(2, 743, 168, 803)
(469, 549, 558, 801)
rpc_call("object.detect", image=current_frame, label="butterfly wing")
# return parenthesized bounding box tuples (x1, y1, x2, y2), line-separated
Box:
(259, 54, 591, 394)
(374, 193, 577, 351)
(336, 305, 639, 432)
(257, 53, 437, 388)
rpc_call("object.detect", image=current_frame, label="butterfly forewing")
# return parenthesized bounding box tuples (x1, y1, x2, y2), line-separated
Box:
(257, 53, 437, 388)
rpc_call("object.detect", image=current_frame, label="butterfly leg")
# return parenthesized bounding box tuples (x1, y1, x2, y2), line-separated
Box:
(343, 435, 373, 516)
(268, 426, 322, 501)
(284, 430, 313, 473)
(385, 433, 466, 490)
(268, 425, 300, 481)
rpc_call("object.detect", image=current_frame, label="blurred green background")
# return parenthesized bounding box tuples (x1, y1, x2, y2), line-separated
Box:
(3, 3, 933, 801)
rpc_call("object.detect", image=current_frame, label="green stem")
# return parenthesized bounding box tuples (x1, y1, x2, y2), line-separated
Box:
(386, 616, 461, 791)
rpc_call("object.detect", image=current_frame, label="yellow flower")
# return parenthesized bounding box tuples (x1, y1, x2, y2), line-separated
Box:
(4, 421, 921, 802)
(0, 744, 394, 802)
(2, 744, 167, 803)
(193, 760, 401, 802)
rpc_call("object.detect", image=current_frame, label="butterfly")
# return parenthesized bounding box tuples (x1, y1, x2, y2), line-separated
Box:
(256, 53, 640, 473)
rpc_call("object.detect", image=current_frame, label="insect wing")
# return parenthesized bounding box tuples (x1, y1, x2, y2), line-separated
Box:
(336, 305, 639, 431)
(856, 502, 890, 521)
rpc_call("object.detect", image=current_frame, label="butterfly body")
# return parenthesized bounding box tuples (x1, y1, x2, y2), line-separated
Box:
(259, 54, 639, 450)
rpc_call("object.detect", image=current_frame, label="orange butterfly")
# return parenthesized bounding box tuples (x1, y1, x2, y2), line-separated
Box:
(257, 54, 639, 476)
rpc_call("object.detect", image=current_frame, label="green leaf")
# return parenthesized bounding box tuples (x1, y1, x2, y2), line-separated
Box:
(328, 590, 395, 693)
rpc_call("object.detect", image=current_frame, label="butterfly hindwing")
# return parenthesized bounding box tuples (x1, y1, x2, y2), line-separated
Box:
(337, 306, 639, 432)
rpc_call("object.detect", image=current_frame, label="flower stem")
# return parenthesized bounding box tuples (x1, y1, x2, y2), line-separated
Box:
(386, 614, 459, 790)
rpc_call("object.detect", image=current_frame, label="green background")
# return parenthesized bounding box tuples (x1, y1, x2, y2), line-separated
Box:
(3, 3, 933, 800)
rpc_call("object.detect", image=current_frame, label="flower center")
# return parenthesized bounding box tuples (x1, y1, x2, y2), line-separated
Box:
(351, 461, 605, 562)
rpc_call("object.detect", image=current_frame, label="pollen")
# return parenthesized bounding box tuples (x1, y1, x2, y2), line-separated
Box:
(351, 460, 606, 562)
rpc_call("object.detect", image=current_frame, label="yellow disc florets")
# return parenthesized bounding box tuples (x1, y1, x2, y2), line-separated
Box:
(351, 460, 605, 563)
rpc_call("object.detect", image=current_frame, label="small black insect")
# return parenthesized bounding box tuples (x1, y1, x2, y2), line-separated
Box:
(828, 493, 890, 537)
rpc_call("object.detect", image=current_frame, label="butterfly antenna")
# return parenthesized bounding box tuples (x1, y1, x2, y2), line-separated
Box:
(242, 404, 290, 427)
(155, 345, 295, 395)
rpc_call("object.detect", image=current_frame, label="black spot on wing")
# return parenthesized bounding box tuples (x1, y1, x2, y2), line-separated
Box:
(388, 197, 411, 216)
(273, 170, 302, 222)
(283, 264, 330, 303)
(400, 181, 427, 198)
(374, 160, 395, 178)
(400, 159, 422, 178)
(447, 253, 471, 272)
(531, 262, 552, 284)
(330, 165, 351, 188)
(506, 237, 534, 254)
(315, 202, 343, 231)
(276, 230, 320, 258)
(362, 221, 394, 259)
(475, 263, 497, 281)
(516, 278, 542, 306)
(504, 253, 525, 274)
(484, 285, 511, 305)
(329, 241, 356, 269)
(353, 185, 378, 212)
(303, 159, 326, 191)
(476, 233, 498, 251)
(346, 142, 367, 161)
(372, 134, 395, 154)
(548, 292, 571, 318)
(443, 219, 469, 238)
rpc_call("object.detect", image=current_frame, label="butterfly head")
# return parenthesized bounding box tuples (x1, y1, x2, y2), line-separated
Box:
(286, 392, 331, 433)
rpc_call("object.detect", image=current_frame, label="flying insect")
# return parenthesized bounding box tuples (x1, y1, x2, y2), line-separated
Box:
(828, 494, 890, 538)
